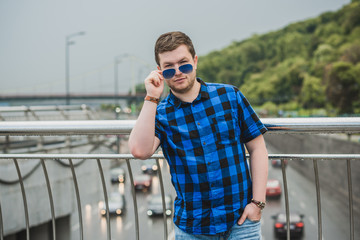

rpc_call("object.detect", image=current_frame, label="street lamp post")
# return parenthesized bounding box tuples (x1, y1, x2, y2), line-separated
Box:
(114, 54, 128, 106)
(128, 55, 151, 96)
(65, 31, 86, 105)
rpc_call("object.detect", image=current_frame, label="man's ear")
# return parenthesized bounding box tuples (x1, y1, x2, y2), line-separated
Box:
(157, 65, 161, 70)
(194, 55, 198, 70)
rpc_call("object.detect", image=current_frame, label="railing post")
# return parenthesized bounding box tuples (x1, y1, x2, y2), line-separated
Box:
(0, 201, 3, 240)
(4, 136, 9, 154)
(40, 159, 57, 240)
(156, 158, 168, 240)
(68, 159, 84, 240)
(97, 159, 111, 240)
(313, 159, 322, 240)
(347, 159, 354, 240)
(13, 158, 30, 240)
(281, 159, 290, 240)
(125, 159, 140, 240)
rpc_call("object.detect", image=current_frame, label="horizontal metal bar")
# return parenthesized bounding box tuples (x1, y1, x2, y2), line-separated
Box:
(0, 117, 360, 136)
(264, 154, 360, 160)
(264, 117, 360, 134)
(0, 120, 135, 135)
(0, 154, 359, 160)
(0, 105, 91, 113)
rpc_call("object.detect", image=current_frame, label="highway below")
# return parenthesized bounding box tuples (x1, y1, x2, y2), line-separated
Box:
(69, 143, 356, 240)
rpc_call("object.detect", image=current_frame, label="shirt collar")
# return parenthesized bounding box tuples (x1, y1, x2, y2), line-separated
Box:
(168, 78, 210, 108)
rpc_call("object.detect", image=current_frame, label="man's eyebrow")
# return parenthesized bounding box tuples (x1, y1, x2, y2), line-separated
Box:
(163, 57, 189, 66)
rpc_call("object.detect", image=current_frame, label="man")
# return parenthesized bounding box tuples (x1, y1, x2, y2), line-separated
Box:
(129, 31, 268, 239)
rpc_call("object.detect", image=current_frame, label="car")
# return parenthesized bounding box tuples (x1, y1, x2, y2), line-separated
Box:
(141, 159, 158, 174)
(133, 174, 152, 192)
(100, 192, 126, 216)
(110, 167, 126, 183)
(266, 179, 282, 199)
(271, 159, 288, 168)
(272, 212, 304, 239)
(147, 194, 172, 217)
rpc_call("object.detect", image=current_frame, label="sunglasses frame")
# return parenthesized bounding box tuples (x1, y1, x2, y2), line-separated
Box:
(162, 64, 193, 79)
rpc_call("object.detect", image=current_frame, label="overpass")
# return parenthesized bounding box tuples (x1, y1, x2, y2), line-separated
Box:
(0, 116, 359, 240)
(0, 93, 146, 102)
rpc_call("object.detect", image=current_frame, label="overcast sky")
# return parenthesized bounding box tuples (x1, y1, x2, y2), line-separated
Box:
(0, 0, 350, 95)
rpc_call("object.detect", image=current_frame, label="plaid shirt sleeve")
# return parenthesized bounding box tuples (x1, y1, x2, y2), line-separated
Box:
(155, 116, 163, 143)
(235, 88, 267, 143)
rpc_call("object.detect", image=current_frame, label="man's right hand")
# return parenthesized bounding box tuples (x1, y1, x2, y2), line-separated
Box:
(144, 70, 164, 98)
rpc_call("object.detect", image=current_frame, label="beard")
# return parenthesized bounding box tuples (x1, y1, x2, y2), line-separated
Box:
(168, 76, 196, 94)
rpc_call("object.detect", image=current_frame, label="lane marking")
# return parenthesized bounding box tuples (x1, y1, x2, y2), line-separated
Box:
(71, 223, 79, 232)
(300, 201, 306, 210)
(309, 216, 316, 225)
(139, 206, 145, 213)
(93, 208, 99, 215)
(124, 222, 133, 230)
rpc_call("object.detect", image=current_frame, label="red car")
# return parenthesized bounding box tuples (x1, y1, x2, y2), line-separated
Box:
(266, 179, 282, 199)
(271, 159, 288, 168)
(133, 174, 152, 192)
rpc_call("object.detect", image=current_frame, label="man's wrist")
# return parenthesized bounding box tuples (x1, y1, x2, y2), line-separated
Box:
(144, 95, 160, 104)
(251, 199, 266, 210)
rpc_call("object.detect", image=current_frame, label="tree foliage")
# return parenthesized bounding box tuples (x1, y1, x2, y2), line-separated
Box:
(196, 2, 360, 114)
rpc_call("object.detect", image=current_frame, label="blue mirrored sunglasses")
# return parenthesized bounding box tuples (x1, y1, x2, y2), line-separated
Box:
(162, 64, 193, 79)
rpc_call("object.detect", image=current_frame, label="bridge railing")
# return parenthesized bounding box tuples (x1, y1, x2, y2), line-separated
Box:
(0, 105, 106, 154)
(0, 117, 360, 240)
(0, 105, 98, 121)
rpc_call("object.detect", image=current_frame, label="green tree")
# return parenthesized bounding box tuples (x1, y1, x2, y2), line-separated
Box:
(325, 61, 360, 113)
(314, 44, 336, 63)
(196, 1, 360, 114)
(300, 74, 325, 109)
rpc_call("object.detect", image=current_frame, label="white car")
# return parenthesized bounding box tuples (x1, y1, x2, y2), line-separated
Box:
(100, 192, 126, 216)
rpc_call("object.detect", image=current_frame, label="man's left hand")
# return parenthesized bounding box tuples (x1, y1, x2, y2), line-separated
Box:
(237, 202, 262, 225)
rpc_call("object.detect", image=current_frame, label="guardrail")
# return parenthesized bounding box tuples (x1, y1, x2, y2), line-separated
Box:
(0, 117, 360, 240)
(0, 105, 98, 121)
(0, 105, 103, 154)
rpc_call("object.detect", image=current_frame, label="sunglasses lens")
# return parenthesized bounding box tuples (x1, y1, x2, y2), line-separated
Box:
(179, 64, 193, 74)
(162, 69, 175, 79)
(162, 64, 193, 79)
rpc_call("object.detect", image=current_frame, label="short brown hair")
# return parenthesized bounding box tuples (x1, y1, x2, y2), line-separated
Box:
(154, 31, 196, 66)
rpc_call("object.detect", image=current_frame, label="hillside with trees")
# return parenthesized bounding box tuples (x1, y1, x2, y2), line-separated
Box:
(197, 0, 360, 116)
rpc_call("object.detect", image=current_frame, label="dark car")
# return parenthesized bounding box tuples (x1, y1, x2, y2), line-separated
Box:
(272, 212, 304, 239)
(100, 192, 126, 216)
(141, 159, 158, 174)
(147, 194, 172, 217)
(133, 174, 152, 192)
(110, 167, 126, 183)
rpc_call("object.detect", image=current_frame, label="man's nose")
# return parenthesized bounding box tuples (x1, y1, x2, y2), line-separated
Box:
(175, 65, 182, 75)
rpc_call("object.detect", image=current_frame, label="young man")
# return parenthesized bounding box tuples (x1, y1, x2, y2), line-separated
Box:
(129, 31, 268, 239)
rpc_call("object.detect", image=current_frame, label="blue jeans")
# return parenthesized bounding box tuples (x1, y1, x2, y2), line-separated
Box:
(174, 219, 261, 240)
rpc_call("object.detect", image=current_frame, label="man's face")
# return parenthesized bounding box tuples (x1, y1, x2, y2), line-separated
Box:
(158, 45, 198, 94)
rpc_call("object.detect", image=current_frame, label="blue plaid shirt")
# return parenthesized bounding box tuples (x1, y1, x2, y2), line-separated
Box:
(155, 78, 267, 235)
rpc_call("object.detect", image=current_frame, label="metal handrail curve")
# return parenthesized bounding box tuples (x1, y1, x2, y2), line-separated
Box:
(0, 117, 359, 240)
(0, 117, 359, 136)
(0, 154, 359, 240)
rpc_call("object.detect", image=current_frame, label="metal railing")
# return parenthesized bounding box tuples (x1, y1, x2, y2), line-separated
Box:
(0, 117, 360, 240)
(0, 105, 104, 154)
(0, 105, 98, 121)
